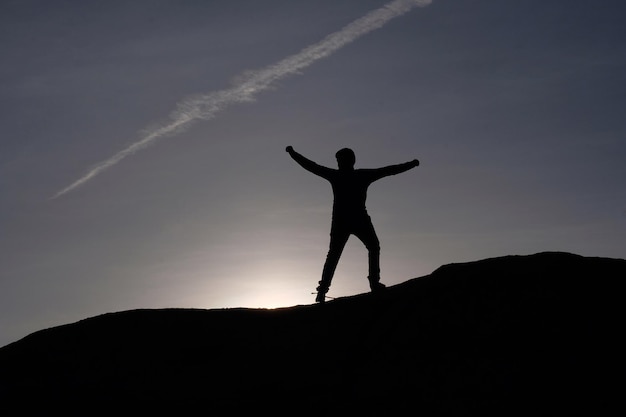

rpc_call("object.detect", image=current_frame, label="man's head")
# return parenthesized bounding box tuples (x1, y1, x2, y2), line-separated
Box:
(336, 148, 356, 170)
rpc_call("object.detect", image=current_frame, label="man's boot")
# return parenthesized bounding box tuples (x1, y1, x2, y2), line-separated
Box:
(369, 277, 386, 293)
(315, 282, 329, 303)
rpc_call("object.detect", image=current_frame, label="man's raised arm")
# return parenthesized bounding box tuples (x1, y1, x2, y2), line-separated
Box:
(370, 158, 420, 181)
(286, 146, 333, 179)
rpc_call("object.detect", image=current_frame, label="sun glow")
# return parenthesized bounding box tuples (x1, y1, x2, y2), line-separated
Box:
(219, 261, 317, 309)
(152, 252, 320, 309)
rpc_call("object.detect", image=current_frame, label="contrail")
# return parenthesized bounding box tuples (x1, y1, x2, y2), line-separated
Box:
(53, 0, 432, 199)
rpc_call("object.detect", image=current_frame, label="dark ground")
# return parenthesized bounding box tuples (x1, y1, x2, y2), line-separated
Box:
(1, 252, 625, 415)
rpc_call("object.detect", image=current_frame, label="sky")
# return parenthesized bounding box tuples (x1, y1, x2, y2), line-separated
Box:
(1, 0, 625, 347)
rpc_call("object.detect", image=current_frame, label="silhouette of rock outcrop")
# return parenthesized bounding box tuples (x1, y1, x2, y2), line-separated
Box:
(1, 252, 625, 415)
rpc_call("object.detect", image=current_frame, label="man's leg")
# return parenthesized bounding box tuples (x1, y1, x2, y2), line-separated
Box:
(317, 227, 350, 302)
(353, 215, 384, 291)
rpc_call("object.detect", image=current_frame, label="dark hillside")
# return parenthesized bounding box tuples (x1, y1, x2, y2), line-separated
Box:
(1, 252, 625, 415)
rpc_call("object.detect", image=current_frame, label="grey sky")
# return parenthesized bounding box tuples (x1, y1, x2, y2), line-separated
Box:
(1, 0, 625, 347)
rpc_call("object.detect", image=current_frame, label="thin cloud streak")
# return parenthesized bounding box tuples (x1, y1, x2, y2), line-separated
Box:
(52, 0, 432, 199)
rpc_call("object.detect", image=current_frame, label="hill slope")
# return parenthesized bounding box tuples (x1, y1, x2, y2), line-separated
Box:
(1, 252, 625, 415)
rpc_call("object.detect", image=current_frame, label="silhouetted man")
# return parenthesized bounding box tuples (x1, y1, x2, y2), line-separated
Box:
(286, 146, 419, 303)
